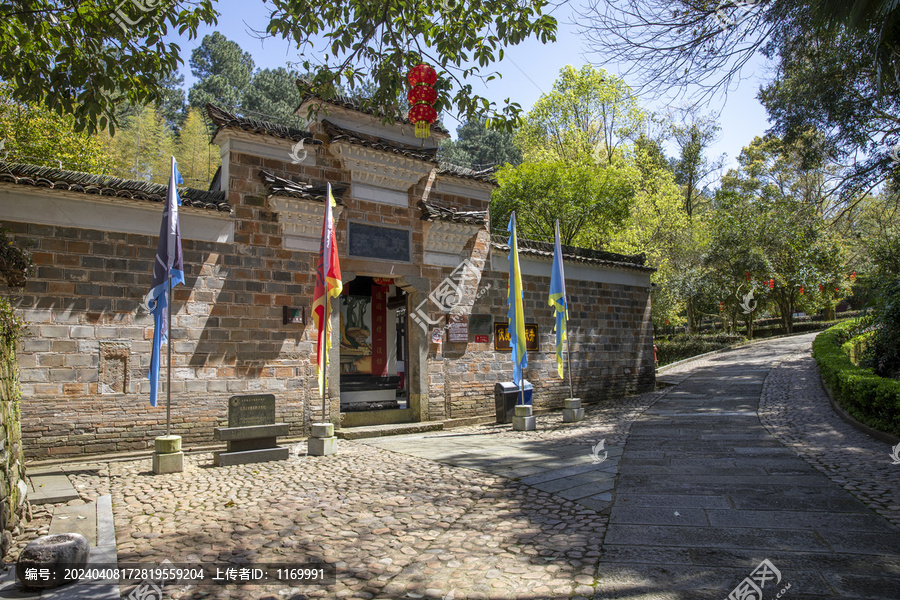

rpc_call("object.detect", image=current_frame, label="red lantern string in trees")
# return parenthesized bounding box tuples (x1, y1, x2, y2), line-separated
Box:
(850, 270, 857, 282)
(819, 283, 825, 293)
(745, 271, 750, 282)
(799, 286, 805, 295)
(769, 279, 775, 289)
(407, 64, 438, 138)
(835, 287, 841, 293)
(719, 302, 724, 312)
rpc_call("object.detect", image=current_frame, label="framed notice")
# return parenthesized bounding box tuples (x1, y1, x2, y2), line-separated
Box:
(493, 322, 539, 352)
(448, 314, 469, 343)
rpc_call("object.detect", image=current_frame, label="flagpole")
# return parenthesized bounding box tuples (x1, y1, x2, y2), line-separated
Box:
(566, 334, 574, 399)
(166, 276, 172, 437)
(322, 296, 328, 423)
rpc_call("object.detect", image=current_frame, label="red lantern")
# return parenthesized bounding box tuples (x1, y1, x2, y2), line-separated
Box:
(850, 270, 857, 282)
(665, 318, 670, 325)
(719, 302, 724, 312)
(769, 279, 775, 289)
(799, 286, 805, 295)
(408, 64, 437, 138)
(407, 85, 437, 105)
(819, 284, 824, 293)
(835, 287, 840, 293)
(745, 271, 750, 282)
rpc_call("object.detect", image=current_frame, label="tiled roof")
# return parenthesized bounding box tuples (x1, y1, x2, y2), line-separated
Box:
(419, 200, 487, 225)
(258, 170, 348, 202)
(206, 104, 322, 145)
(322, 120, 439, 163)
(437, 163, 497, 184)
(490, 234, 653, 272)
(297, 80, 449, 134)
(0, 162, 230, 212)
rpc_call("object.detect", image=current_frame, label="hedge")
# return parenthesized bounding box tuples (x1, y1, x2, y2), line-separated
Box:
(812, 319, 900, 437)
(656, 333, 746, 367)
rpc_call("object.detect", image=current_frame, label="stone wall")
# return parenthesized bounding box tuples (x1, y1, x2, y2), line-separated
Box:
(0, 298, 27, 555)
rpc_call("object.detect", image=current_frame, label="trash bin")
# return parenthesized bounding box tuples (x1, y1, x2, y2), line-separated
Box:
(494, 380, 533, 424)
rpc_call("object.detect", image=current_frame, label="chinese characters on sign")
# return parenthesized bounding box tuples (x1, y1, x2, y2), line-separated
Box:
(371, 284, 388, 376)
(493, 322, 539, 352)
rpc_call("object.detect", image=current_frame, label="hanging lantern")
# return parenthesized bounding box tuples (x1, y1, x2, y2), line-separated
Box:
(819, 283, 824, 293)
(745, 271, 750, 282)
(407, 64, 438, 138)
(799, 286, 805, 295)
(665, 318, 670, 325)
(769, 279, 775, 289)
(835, 287, 840, 293)
(719, 302, 724, 312)
(850, 270, 857, 282)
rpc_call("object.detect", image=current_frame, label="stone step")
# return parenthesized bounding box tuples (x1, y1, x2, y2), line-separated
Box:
(336, 421, 444, 441)
(27, 472, 80, 505)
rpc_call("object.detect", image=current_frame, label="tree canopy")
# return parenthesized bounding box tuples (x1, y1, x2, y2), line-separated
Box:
(0, 0, 557, 135)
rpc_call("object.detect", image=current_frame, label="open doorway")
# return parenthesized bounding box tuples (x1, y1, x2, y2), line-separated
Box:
(339, 276, 409, 414)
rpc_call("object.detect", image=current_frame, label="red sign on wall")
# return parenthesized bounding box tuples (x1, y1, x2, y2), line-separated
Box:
(371, 285, 389, 376)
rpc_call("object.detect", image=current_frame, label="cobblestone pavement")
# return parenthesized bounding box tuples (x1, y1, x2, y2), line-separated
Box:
(14, 333, 900, 599)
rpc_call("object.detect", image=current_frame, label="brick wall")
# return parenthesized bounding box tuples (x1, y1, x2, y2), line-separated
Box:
(2, 125, 653, 460)
(423, 252, 654, 420)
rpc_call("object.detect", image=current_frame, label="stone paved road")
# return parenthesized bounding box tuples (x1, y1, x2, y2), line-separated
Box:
(37, 333, 900, 599)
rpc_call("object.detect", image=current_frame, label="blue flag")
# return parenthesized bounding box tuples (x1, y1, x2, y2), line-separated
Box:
(548, 220, 568, 378)
(144, 157, 184, 406)
(507, 212, 527, 391)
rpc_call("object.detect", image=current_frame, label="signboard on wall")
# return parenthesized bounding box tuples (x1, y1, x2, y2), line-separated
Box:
(493, 322, 539, 352)
(348, 222, 410, 262)
(448, 315, 469, 343)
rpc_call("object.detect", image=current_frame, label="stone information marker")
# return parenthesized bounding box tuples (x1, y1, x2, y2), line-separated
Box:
(214, 394, 290, 466)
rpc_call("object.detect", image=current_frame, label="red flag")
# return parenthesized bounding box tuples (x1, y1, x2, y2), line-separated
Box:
(312, 184, 343, 398)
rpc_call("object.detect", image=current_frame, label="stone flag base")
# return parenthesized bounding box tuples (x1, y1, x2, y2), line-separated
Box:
(512, 404, 536, 431)
(308, 423, 338, 456)
(562, 397, 584, 423)
(152, 435, 184, 474)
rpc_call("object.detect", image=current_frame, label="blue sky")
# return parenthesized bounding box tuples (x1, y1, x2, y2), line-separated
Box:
(171, 0, 772, 175)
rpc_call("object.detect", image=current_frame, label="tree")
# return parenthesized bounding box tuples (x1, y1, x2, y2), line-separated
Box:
(439, 119, 522, 170)
(668, 108, 724, 218)
(1, 0, 555, 135)
(0, 0, 217, 134)
(0, 83, 114, 173)
(759, 10, 900, 207)
(242, 67, 306, 126)
(491, 159, 633, 247)
(268, 0, 557, 131)
(188, 32, 255, 111)
(576, 0, 775, 102)
(175, 108, 220, 189)
(104, 106, 176, 185)
(516, 65, 645, 164)
(606, 140, 694, 327)
(715, 136, 845, 333)
(577, 1, 900, 199)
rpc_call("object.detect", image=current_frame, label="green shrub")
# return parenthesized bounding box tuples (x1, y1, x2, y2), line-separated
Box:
(656, 333, 745, 366)
(812, 319, 900, 437)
